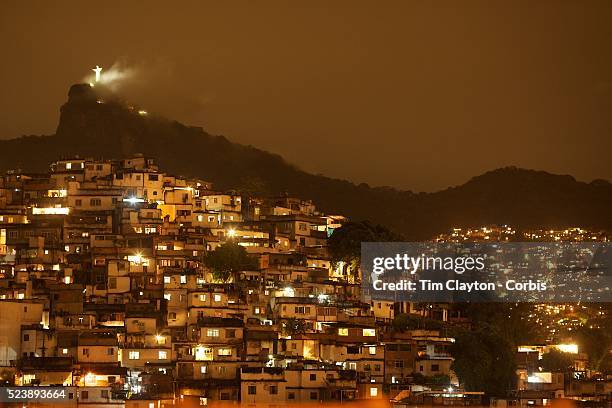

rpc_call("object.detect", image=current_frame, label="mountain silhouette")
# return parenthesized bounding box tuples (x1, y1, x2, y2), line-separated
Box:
(1, 83, 610, 239)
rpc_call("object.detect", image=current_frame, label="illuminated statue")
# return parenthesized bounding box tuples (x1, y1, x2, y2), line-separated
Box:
(92, 65, 103, 82)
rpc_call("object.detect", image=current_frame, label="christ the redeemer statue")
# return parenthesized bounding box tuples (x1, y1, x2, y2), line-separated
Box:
(92, 65, 102, 82)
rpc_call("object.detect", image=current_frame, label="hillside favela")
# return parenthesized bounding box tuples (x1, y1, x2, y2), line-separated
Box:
(0, 145, 610, 408)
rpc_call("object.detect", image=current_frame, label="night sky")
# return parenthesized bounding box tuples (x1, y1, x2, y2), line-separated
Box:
(1, 1, 611, 191)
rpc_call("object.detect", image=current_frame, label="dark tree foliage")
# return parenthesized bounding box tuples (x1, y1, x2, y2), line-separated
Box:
(392, 313, 443, 332)
(411, 373, 451, 386)
(540, 349, 575, 373)
(459, 303, 542, 345)
(283, 317, 308, 336)
(574, 326, 612, 373)
(327, 221, 402, 278)
(204, 242, 258, 282)
(450, 328, 516, 396)
(449, 303, 540, 397)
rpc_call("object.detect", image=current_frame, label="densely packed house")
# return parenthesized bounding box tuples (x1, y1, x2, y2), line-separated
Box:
(0, 155, 456, 407)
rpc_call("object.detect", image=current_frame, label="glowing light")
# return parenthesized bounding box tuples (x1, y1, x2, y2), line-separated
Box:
(194, 346, 213, 361)
(283, 286, 295, 297)
(555, 344, 578, 354)
(48, 189, 67, 198)
(84, 372, 96, 386)
(32, 207, 70, 215)
(362, 329, 376, 337)
(125, 197, 145, 204)
(528, 372, 552, 383)
(92, 65, 103, 82)
(226, 228, 237, 238)
(138, 110, 148, 116)
(317, 293, 329, 303)
(155, 334, 165, 344)
(128, 253, 148, 266)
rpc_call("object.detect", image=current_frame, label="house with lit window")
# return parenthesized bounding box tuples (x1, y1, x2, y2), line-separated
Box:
(412, 330, 455, 378)
(384, 340, 418, 388)
(15, 356, 74, 386)
(283, 367, 360, 402)
(240, 367, 286, 406)
(77, 331, 119, 365)
(274, 297, 319, 332)
(201, 192, 242, 224)
(327, 323, 378, 343)
(245, 328, 278, 361)
(21, 323, 57, 358)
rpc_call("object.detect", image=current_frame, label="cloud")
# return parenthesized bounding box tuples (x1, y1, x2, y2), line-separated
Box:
(81, 58, 215, 121)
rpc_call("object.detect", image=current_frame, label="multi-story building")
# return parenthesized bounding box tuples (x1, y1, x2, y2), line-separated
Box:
(10, 154, 605, 407)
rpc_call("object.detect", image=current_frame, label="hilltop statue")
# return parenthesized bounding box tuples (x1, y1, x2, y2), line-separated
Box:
(92, 65, 102, 82)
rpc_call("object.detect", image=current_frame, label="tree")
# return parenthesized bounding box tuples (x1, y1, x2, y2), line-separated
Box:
(204, 242, 258, 282)
(328, 221, 401, 281)
(392, 313, 415, 332)
(392, 313, 443, 332)
(450, 328, 516, 396)
(574, 326, 612, 373)
(449, 302, 543, 397)
(283, 317, 308, 336)
(411, 373, 451, 386)
(540, 349, 575, 373)
(458, 303, 542, 345)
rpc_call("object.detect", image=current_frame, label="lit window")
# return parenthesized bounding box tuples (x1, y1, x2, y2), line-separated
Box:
(158, 350, 167, 360)
(164, 276, 171, 284)
(66, 163, 72, 170)
(218, 348, 231, 356)
(194, 346, 213, 361)
(370, 387, 378, 397)
(62, 348, 68, 355)
(128, 254, 149, 266)
(369, 346, 377, 355)
(128, 351, 140, 360)
(362, 329, 376, 337)
(200, 366, 207, 374)
(214, 294, 221, 302)
(199, 294, 206, 301)
(338, 328, 348, 336)
(207, 329, 220, 337)
(180, 275, 187, 284)
(164, 293, 171, 301)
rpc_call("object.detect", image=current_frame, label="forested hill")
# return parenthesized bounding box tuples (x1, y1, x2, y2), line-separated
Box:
(1, 83, 610, 239)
